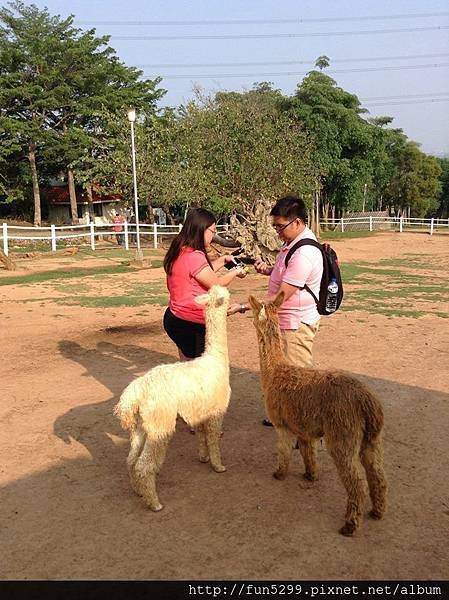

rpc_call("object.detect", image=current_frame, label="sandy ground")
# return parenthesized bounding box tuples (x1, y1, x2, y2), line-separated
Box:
(1, 232, 448, 580)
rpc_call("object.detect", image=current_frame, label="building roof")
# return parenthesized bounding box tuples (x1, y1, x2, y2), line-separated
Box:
(46, 185, 122, 205)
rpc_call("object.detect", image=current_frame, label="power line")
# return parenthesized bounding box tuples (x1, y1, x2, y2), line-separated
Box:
(79, 12, 449, 26)
(148, 62, 449, 79)
(365, 98, 449, 106)
(137, 53, 449, 69)
(112, 25, 449, 40)
(361, 92, 449, 101)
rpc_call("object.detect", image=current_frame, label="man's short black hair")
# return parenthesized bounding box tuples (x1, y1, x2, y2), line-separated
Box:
(270, 195, 308, 223)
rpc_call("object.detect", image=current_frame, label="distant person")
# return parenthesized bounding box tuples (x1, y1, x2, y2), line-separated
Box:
(228, 195, 324, 427)
(112, 211, 125, 246)
(163, 207, 246, 361)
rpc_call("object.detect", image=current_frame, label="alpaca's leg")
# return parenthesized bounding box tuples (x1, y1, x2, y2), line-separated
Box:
(360, 438, 388, 520)
(204, 415, 226, 473)
(327, 436, 367, 536)
(195, 422, 209, 463)
(134, 436, 170, 511)
(127, 425, 146, 496)
(297, 439, 318, 481)
(273, 428, 296, 480)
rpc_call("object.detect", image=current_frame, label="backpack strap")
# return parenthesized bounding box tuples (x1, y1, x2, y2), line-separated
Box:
(284, 239, 323, 305)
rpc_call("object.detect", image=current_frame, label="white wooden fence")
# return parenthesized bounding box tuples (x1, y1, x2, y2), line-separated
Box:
(0, 222, 229, 256)
(1, 217, 448, 256)
(323, 215, 449, 234)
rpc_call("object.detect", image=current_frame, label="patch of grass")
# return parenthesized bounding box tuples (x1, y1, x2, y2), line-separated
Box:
(341, 263, 426, 284)
(341, 304, 426, 318)
(56, 294, 168, 308)
(320, 230, 377, 240)
(0, 264, 133, 286)
(53, 283, 91, 294)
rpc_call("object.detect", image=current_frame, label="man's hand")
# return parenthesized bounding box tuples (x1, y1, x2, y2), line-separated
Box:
(227, 303, 242, 316)
(254, 257, 272, 275)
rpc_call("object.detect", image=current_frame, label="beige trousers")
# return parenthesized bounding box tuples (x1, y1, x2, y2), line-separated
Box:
(280, 321, 320, 368)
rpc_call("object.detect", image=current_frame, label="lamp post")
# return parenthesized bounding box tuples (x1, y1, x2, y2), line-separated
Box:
(127, 108, 142, 257)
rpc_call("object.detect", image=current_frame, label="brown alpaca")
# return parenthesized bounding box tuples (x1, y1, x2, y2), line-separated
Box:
(249, 292, 388, 536)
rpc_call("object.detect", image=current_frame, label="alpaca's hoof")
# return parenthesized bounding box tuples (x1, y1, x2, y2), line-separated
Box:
(212, 464, 227, 473)
(273, 470, 286, 480)
(199, 455, 210, 463)
(339, 522, 357, 536)
(149, 502, 164, 512)
(303, 471, 317, 482)
(369, 509, 383, 520)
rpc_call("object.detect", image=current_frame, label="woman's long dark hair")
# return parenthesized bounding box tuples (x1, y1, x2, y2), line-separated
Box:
(163, 207, 216, 275)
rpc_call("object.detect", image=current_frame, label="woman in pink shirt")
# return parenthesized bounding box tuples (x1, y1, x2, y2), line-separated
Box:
(163, 208, 245, 360)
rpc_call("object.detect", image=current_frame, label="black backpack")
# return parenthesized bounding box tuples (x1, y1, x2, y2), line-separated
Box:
(285, 239, 343, 315)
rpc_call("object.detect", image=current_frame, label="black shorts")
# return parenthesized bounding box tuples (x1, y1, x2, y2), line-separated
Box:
(163, 307, 206, 359)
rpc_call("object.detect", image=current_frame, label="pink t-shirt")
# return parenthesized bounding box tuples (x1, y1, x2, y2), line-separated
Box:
(268, 227, 323, 328)
(167, 247, 209, 324)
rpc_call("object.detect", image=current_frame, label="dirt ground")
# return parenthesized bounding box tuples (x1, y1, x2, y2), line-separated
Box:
(1, 232, 448, 580)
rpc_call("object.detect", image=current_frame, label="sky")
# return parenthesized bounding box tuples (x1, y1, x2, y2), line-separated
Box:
(15, 0, 449, 156)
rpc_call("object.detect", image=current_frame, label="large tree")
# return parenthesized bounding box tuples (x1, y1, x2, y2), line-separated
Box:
(290, 62, 381, 222)
(0, 1, 163, 224)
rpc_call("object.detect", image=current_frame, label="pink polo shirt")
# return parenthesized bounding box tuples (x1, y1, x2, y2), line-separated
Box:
(167, 247, 209, 324)
(268, 227, 323, 328)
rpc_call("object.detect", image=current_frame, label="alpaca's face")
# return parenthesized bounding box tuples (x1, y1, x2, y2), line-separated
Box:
(195, 285, 230, 310)
(248, 293, 284, 340)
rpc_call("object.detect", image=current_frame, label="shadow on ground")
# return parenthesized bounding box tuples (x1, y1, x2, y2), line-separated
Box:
(1, 337, 448, 580)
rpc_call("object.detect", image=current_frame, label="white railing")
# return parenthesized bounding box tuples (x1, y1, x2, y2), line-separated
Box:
(321, 216, 449, 234)
(0, 221, 229, 256)
(1, 217, 447, 256)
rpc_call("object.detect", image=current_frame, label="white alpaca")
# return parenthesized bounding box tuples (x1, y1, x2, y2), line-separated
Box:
(114, 285, 231, 511)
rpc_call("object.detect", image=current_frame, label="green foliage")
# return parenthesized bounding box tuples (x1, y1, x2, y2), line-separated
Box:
(381, 141, 442, 217)
(0, 1, 164, 220)
(171, 85, 318, 211)
(435, 157, 449, 217)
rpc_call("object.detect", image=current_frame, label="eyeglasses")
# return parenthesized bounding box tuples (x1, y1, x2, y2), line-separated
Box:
(272, 219, 297, 232)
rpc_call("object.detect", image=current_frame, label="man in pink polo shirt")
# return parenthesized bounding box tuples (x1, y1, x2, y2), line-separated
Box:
(228, 195, 323, 426)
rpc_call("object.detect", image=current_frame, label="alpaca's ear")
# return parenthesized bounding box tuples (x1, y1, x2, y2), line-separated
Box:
(195, 293, 209, 305)
(248, 295, 262, 311)
(273, 291, 285, 308)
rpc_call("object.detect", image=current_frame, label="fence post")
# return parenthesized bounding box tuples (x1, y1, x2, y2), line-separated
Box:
(178, 224, 182, 233)
(340, 217, 344, 233)
(90, 222, 95, 250)
(51, 224, 57, 252)
(2, 222, 8, 256)
(124, 221, 129, 250)
(369, 216, 373, 232)
(430, 217, 434, 236)
(153, 222, 158, 249)
(399, 216, 403, 233)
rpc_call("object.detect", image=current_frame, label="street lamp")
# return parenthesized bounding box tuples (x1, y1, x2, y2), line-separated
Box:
(127, 108, 142, 257)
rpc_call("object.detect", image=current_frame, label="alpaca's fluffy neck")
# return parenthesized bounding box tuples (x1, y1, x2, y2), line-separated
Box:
(258, 315, 286, 372)
(204, 306, 229, 363)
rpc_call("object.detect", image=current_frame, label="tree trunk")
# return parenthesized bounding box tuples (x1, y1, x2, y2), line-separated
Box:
(67, 168, 78, 224)
(163, 205, 176, 225)
(86, 183, 95, 222)
(229, 196, 280, 264)
(0, 249, 16, 271)
(146, 197, 155, 224)
(313, 189, 321, 238)
(28, 142, 41, 227)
